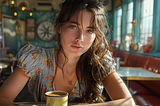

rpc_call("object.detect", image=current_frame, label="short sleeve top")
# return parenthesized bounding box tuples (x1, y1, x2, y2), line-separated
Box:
(16, 44, 115, 102)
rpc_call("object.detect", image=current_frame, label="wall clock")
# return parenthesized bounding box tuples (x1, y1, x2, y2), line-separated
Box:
(37, 21, 56, 41)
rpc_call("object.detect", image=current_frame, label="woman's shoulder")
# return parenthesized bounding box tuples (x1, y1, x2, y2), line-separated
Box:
(17, 44, 57, 57)
(17, 44, 58, 63)
(102, 50, 116, 70)
(102, 50, 114, 63)
(18, 44, 43, 53)
(16, 44, 45, 69)
(16, 44, 57, 76)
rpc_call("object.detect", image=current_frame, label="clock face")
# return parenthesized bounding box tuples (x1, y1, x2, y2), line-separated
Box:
(37, 21, 56, 41)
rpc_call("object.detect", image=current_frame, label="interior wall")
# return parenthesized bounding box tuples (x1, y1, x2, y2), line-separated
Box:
(0, 3, 114, 54)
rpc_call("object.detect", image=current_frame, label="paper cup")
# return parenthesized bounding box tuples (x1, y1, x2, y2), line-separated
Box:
(45, 91, 69, 106)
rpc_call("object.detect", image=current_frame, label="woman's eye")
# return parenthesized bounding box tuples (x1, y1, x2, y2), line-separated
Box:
(87, 30, 93, 34)
(70, 25, 77, 29)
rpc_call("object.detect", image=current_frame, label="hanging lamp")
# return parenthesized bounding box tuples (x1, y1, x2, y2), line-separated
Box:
(11, 0, 14, 5)
(14, 10, 17, 16)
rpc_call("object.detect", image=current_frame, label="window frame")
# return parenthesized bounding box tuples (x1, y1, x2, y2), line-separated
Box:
(139, 0, 154, 45)
(113, 0, 160, 54)
(116, 7, 122, 47)
(125, 1, 133, 34)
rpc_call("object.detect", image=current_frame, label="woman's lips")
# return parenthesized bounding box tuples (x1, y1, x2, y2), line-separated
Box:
(71, 45, 83, 50)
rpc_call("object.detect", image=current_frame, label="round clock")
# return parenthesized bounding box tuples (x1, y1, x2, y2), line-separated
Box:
(37, 21, 56, 41)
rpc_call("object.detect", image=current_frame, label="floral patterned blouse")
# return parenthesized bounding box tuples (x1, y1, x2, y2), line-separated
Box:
(16, 44, 116, 102)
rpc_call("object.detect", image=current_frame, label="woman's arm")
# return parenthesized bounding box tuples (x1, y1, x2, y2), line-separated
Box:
(102, 71, 135, 106)
(70, 71, 136, 106)
(0, 67, 29, 106)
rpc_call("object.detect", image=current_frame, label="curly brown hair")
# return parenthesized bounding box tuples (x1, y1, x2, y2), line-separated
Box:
(55, 0, 113, 103)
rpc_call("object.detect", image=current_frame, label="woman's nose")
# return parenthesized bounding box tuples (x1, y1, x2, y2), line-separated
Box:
(75, 29, 84, 43)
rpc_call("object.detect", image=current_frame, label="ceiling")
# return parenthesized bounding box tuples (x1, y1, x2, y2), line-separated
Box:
(1, 0, 65, 11)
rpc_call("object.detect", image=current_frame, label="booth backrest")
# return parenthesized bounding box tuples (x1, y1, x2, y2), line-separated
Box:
(113, 50, 129, 63)
(125, 53, 151, 68)
(155, 64, 160, 73)
(145, 57, 160, 73)
(112, 49, 160, 73)
(112, 49, 118, 57)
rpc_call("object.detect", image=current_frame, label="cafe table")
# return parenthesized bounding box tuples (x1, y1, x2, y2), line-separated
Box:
(0, 61, 11, 76)
(0, 57, 17, 73)
(117, 67, 160, 87)
(13, 101, 139, 106)
(11, 102, 88, 106)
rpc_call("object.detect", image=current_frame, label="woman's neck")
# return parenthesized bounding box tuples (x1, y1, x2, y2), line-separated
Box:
(57, 49, 80, 75)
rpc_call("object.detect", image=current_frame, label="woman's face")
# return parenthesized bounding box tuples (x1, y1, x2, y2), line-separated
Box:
(57, 10, 96, 57)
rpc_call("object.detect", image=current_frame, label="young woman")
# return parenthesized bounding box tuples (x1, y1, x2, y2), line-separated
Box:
(0, 0, 135, 105)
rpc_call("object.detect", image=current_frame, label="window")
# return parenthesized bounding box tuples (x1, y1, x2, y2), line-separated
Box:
(116, 8, 122, 47)
(140, 0, 154, 45)
(126, 2, 133, 34)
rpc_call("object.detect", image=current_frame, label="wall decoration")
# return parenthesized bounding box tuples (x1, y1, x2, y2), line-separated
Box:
(131, 18, 137, 44)
(16, 20, 25, 35)
(35, 12, 43, 17)
(3, 17, 17, 53)
(148, 37, 152, 45)
(26, 18, 35, 27)
(37, 21, 56, 41)
(119, 33, 132, 51)
(114, 0, 122, 8)
(26, 18, 36, 40)
(36, 12, 52, 24)
(3, 19, 16, 37)
(26, 32, 35, 40)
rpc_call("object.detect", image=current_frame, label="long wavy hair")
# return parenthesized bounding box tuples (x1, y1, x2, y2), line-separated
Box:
(55, 0, 113, 103)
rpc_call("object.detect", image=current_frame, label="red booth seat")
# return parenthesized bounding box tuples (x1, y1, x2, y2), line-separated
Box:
(112, 49, 160, 106)
(133, 95, 160, 106)
(145, 57, 160, 73)
(125, 53, 151, 68)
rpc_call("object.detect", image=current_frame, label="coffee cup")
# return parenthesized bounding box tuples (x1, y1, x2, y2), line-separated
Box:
(45, 91, 69, 106)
